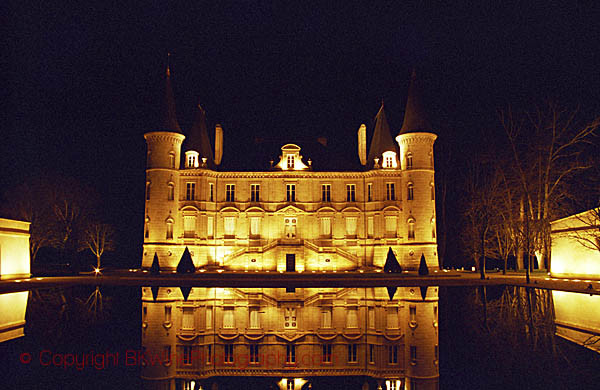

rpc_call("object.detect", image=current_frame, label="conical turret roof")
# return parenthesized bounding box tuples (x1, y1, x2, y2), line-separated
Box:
(399, 69, 431, 134)
(367, 102, 397, 166)
(159, 64, 182, 133)
(185, 103, 215, 168)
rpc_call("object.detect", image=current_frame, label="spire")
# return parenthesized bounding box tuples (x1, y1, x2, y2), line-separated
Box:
(367, 102, 397, 166)
(185, 102, 215, 168)
(400, 69, 431, 134)
(160, 53, 182, 133)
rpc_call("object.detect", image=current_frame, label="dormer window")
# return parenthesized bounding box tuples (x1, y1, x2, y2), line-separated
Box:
(382, 151, 398, 168)
(185, 151, 199, 168)
(276, 144, 309, 170)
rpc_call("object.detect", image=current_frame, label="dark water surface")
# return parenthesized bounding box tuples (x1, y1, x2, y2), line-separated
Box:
(1, 286, 599, 389)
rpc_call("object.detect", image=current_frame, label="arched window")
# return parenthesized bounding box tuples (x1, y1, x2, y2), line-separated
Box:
(406, 152, 413, 169)
(407, 183, 414, 201)
(145, 181, 151, 200)
(166, 219, 174, 239)
(408, 218, 415, 240)
(168, 183, 174, 201)
(169, 152, 175, 169)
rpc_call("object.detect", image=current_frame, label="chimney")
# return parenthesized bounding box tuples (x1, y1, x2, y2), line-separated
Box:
(214, 124, 223, 165)
(358, 123, 367, 165)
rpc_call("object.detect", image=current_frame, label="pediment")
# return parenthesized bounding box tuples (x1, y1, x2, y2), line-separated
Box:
(276, 204, 305, 214)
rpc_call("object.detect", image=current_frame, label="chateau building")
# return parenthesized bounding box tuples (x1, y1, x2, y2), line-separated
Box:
(141, 67, 439, 389)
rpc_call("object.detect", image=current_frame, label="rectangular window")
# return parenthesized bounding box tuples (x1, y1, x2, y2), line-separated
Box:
(346, 308, 358, 328)
(348, 344, 358, 363)
(408, 184, 414, 201)
(368, 307, 375, 328)
(369, 344, 375, 363)
(165, 305, 172, 323)
(387, 307, 398, 329)
(410, 305, 417, 323)
(224, 216, 236, 237)
(224, 344, 234, 363)
(286, 345, 296, 364)
(209, 183, 214, 202)
(287, 155, 295, 169)
(386, 183, 395, 201)
(367, 216, 374, 238)
(345, 217, 357, 237)
(223, 307, 234, 329)
(346, 184, 356, 202)
(250, 217, 261, 237)
(183, 346, 192, 365)
(206, 345, 212, 363)
(249, 308, 260, 329)
(186, 182, 195, 201)
(320, 217, 331, 237)
(251, 184, 260, 202)
(286, 184, 296, 202)
(206, 306, 212, 329)
(321, 184, 331, 202)
(385, 216, 397, 236)
(166, 222, 173, 239)
(250, 344, 259, 363)
(207, 216, 214, 238)
(182, 307, 194, 330)
(367, 183, 372, 201)
(284, 307, 297, 328)
(321, 308, 332, 328)
(183, 216, 195, 238)
(410, 346, 417, 364)
(168, 185, 174, 201)
(322, 344, 332, 363)
(388, 345, 398, 364)
(226, 184, 235, 202)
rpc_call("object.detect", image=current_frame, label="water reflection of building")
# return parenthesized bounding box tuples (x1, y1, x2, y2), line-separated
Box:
(0, 218, 30, 343)
(140, 67, 440, 388)
(141, 287, 439, 390)
(550, 211, 600, 354)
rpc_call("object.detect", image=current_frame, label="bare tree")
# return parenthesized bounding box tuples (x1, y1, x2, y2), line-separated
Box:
(81, 223, 115, 269)
(500, 102, 600, 273)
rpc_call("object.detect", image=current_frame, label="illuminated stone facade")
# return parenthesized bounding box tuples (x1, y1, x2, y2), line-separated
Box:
(141, 69, 439, 389)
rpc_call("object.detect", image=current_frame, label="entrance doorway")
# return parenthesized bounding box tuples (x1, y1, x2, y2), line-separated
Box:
(286, 254, 296, 272)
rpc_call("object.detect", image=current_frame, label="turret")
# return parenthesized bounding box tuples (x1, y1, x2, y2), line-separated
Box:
(143, 64, 185, 269)
(184, 103, 215, 169)
(367, 102, 398, 169)
(396, 70, 438, 270)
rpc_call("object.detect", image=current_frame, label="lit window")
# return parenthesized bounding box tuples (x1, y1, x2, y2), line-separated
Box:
(321, 184, 331, 202)
(385, 216, 397, 237)
(183, 215, 195, 238)
(345, 217, 357, 237)
(166, 220, 173, 239)
(346, 307, 358, 328)
(168, 184, 174, 201)
(286, 184, 296, 202)
(250, 344, 259, 363)
(249, 308, 260, 329)
(408, 219, 415, 240)
(223, 307, 234, 328)
(320, 217, 332, 237)
(251, 184, 260, 202)
(287, 155, 295, 169)
(367, 183, 372, 201)
(321, 308, 332, 328)
(388, 345, 398, 364)
(183, 346, 192, 365)
(284, 307, 296, 328)
(186, 182, 195, 200)
(407, 183, 414, 201)
(410, 346, 417, 364)
(224, 344, 234, 363)
(286, 345, 296, 363)
(250, 217, 261, 237)
(406, 152, 413, 169)
(348, 343, 358, 362)
(209, 183, 214, 202)
(386, 183, 395, 201)
(226, 184, 235, 202)
(384, 155, 393, 168)
(187, 154, 197, 168)
(224, 216, 236, 237)
(287, 378, 295, 390)
(182, 307, 194, 330)
(346, 184, 356, 202)
(322, 344, 332, 363)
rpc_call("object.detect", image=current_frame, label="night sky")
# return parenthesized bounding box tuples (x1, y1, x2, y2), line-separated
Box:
(4, 2, 600, 265)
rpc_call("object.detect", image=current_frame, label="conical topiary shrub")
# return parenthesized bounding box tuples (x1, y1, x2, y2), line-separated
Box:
(177, 247, 196, 273)
(418, 253, 429, 276)
(384, 247, 402, 273)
